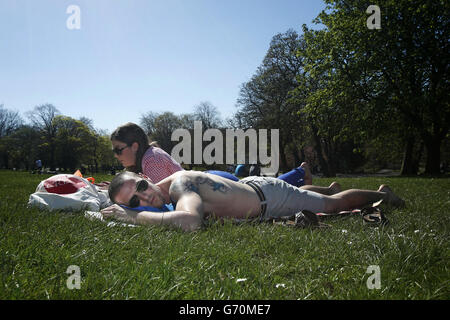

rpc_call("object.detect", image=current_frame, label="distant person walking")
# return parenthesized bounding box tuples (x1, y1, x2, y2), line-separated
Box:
(35, 159, 42, 174)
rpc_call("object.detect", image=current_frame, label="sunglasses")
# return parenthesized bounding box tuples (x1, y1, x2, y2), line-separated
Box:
(128, 179, 150, 208)
(113, 145, 130, 155)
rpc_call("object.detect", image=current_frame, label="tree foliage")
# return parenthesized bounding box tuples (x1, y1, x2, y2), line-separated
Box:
(1, 1, 447, 176)
(235, 0, 448, 176)
(0, 104, 114, 172)
(297, 0, 449, 174)
(235, 30, 308, 171)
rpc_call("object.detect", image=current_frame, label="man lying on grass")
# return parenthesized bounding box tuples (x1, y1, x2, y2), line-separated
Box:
(101, 170, 405, 232)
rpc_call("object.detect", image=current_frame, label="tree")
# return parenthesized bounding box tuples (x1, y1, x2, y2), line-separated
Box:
(94, 133, 117, 172)
(0, 104, 23, 137)
(0, 105, 23, 168)
(193, 101, 222, 129)
(178, 113, 196, 130)
(235, 30, 307, 171)
(140, 111, 159, 138)
(26, 104, 61, 170)
(7, 125, 41, 170)
(53, 115, 94, 171)
(140, 111, 185, 153)
(301, 0, 449, 174)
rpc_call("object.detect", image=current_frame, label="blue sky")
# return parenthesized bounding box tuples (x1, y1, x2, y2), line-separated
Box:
(0, 0, 326, 133)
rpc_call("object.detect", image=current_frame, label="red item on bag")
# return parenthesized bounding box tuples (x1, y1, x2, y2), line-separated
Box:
(43, 175, 88, 195)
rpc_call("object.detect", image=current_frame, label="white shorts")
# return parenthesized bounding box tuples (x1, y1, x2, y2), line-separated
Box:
(240, 176, 326, 219)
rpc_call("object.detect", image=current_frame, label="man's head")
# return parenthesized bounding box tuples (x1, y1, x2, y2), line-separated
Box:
(108, 171, 165, 208)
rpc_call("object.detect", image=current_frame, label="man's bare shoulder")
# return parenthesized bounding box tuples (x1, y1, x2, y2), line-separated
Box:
(168, 171, 233, 197)
(170, 170, 217, 183)
(169, 173, 196, 192)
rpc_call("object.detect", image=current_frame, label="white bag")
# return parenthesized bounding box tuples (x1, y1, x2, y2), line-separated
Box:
(28, 174, 112, 212)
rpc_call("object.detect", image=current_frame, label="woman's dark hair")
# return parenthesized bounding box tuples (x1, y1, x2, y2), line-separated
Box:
(110, 122, 157, 173)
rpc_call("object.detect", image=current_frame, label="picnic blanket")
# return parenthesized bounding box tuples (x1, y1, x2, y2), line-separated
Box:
(84, 210, 136, 228)
(269, 200, 388, 228)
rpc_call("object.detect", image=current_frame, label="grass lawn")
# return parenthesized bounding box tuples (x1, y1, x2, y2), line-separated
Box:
(0, 170, 449, 300)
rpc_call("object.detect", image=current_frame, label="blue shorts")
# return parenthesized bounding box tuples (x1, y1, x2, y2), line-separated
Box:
(277, 167, 305, 187)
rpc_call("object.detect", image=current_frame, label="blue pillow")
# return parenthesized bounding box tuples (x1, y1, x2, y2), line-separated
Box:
(206, 170, 239, 181)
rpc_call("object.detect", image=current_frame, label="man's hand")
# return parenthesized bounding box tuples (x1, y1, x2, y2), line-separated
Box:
(101, 204, 137, 224)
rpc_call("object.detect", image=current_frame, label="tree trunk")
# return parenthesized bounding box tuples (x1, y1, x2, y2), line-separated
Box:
(300, 147, 306, 163)
(411, 141, 424, 174)
(311, 125, 335, 177)
(292, 144, 301, 167)
(279, 141, 288, 173)
(424, 137, 442, 174)
(400, 136, 417, 175)
(2, 153, 9, 169)
(325, 140, 338, 177)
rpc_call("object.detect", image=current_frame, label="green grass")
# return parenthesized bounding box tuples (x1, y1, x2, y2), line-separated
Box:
(0, 170, 449, 299)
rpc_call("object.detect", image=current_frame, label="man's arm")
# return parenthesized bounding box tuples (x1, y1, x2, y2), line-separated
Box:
(138, 192, 203, 231)
(101, 192, 204, 232)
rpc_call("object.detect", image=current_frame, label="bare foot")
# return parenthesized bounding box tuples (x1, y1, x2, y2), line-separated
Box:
(300, 162, 312, 185)
(378, 185, 405, 208)
(328, 182, 342, 195)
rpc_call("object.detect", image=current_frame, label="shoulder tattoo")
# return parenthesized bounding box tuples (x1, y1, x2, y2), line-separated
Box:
(170, 176, 228, 197)
(194, 176, 227, 193)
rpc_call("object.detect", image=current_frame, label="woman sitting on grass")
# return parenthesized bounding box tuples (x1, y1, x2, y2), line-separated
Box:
(111, 122, 183, 184)
(110, 122, 341, 196)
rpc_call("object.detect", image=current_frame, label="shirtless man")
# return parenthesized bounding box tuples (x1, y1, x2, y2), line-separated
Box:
(101, 170, 405, 232)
